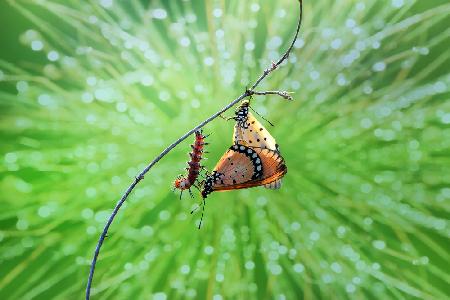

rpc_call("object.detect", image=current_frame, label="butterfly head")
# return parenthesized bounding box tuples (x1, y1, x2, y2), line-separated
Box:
(201, 171, 222, 198)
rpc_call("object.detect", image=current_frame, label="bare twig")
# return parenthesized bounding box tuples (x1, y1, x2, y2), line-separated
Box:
(86, 1, 303, 299)
(250, 1, 303, 91)
(251, 90, 294, 101)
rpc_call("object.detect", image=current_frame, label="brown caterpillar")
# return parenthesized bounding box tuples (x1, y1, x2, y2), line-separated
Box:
(173, 130, 208, 198)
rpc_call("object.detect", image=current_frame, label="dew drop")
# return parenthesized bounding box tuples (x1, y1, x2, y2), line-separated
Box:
(31, 40, 43, 51)
(373, 61, 386, 72)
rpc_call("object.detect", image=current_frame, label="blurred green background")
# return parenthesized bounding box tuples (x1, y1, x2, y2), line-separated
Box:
(1, 0, 449, 299)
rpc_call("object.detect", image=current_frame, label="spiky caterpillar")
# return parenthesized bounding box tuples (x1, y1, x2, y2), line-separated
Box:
(173, 130, 207, 197)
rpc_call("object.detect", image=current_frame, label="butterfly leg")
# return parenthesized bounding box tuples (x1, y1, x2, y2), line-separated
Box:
(192, 183, 202, 192)
(179, 190, 183, 200)
(198, 197, 206, 229)
(190, 195, 206, 229)
(218, 113, 228, 120)
(188, 188, 194, 198)
(198, 166, 208, 178)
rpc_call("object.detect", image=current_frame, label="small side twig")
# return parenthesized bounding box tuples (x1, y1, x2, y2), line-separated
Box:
(251, 90, 294, 101)
(86, 1, 303, 299)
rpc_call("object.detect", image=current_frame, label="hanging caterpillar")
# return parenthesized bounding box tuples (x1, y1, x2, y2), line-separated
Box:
(173, 130, 208, 198)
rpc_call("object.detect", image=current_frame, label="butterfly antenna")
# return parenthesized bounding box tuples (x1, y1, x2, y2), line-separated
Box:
(249, 106, 274, 127)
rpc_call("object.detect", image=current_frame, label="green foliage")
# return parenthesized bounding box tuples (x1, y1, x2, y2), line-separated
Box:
(1, 0, 449, 299)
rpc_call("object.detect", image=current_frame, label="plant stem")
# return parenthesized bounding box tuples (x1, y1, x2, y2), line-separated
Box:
(251, 90, 294, 101)
(86, 1, 303, 299)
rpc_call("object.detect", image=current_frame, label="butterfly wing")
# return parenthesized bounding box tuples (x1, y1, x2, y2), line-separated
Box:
(201, 145, 287, 198)
(211, 144, 263, 186)
(233, 111, 279, 151)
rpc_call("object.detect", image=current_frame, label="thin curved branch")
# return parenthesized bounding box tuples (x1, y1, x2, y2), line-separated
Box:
(251, 90, 294, 101)
(250, 0, 303, 90)
(86, 1, 303, 299)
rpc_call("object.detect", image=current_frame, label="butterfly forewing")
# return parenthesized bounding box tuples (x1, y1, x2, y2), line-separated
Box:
(233, 111, 279, 151)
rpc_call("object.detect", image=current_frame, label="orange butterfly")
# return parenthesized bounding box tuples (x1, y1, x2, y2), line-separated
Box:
(232, 100, 279, 151)
(201, 144, 287, 198)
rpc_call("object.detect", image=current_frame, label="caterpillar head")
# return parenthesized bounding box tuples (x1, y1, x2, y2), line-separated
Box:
(174, 177, 188, 190)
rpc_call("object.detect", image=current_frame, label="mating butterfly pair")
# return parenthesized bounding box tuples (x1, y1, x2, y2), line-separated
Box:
(201, 100, 287, 198)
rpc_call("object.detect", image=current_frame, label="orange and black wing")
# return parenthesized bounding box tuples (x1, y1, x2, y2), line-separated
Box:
(201, 144, 286, 198)
(238, 147, 286, 189)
